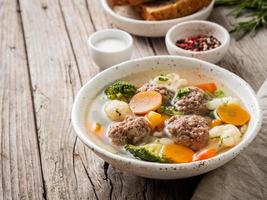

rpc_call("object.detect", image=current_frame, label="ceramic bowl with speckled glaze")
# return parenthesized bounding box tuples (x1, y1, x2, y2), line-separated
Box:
(72, 56, 262, 179)
(165, 20, 230, 63)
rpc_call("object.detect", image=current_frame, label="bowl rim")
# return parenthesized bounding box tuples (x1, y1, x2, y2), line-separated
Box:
(165, 20, 230, 55)
(100, 0, 215, 25)
(72, 55, 262, 170)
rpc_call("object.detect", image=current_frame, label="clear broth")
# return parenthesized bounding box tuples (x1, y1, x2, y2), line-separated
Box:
(84, 69, 238, 157)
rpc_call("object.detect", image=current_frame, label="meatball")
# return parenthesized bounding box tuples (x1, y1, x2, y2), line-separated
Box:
(174, 87, 208, 115)
(107, 116, 151, 146)
(138, 82, 175, 103)
(165, 115, 209, 151)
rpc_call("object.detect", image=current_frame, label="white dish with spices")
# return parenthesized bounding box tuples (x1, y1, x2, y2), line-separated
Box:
(101, 0, 215, 37)
(166, 20, 230, 63)
(72, 56, 262, 179)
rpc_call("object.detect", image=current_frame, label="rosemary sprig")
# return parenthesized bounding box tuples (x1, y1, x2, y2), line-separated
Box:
(216, 0, 267, 39)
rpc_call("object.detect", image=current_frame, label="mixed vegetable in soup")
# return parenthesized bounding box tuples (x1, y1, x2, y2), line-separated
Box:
(87, 73, 250, 163)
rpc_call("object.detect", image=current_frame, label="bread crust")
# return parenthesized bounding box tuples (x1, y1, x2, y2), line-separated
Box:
(112, 0, 156, 6)
(137, 0, 212, 21)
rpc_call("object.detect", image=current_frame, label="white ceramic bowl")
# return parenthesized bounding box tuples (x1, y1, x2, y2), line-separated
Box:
(72, 56, 262, 179)
(166, 20, 230, 63)
(88, 29, 133, 70)
(101, 0, 215, 37)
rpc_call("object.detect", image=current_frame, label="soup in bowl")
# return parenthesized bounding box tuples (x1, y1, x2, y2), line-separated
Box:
(72, 56, 262, 179)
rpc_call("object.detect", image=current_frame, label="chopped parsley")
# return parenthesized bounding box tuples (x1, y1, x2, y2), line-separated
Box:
(158, 76, 169, 82)
(210, 136, 221, 140)
(176, 87, 191, 98)
(115, 109, 122, 116)
(214, 89, 225, 98)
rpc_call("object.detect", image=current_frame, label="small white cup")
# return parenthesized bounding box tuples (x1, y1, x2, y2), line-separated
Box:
(88, 29, 133, 70)
(165, 20, 230, 63)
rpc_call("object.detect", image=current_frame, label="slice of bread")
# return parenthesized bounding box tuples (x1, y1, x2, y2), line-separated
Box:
(137, 0, 211, 21)
(176, 0, 211, 17)
(137, 0, 178, 20)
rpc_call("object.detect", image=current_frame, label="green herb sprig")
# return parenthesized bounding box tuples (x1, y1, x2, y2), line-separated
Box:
(216, 0, 267, 39)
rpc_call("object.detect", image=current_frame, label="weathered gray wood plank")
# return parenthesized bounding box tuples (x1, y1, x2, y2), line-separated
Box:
(58, 0, 113, 199)
(59, 0, 99, 81)
(18, 0, 95, 199)
(0, 0, 44, 199)
(209, 7, 267, 90)
(11, 0, 267, 199)
(87, 0, 154, 59)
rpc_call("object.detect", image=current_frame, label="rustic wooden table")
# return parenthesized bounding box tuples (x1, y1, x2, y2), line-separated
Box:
(1, 0, 267, 199)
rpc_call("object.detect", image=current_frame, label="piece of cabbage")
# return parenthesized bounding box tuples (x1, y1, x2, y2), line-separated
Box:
(206, 96, 240, 110)
(152, 73, 188, 91)
(209, 124, 242, 148)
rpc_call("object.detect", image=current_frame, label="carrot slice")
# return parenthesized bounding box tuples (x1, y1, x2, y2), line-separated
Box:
(163, 144, 194, 163)
(92, 122, 102, 132)
(209, 119, 222, 128)
(216, 103, 250, 126)
(195, 82, 217, 93)
(193, 148, 217, 161)
(84, 121, 103, 136)
(129, 91, 162, 115)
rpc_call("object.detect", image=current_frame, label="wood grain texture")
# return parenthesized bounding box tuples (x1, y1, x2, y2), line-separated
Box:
(87, 0, 154, 59)
(18, 0, 87, 199)
(58, 0, 113, 199)
(209, 6, 267, 91)
(1, 0, 267, 199)
(0, 0, 44, 199)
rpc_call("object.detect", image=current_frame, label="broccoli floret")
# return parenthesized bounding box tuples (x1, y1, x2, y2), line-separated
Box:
(125, 143, 168, 163)
(214, 89, 225, 98)
(157, 105, 181, 116)
(104, 80, 137, 102)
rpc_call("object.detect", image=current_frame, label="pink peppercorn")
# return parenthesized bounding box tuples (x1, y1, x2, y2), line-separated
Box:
(176, 35, 221, 52)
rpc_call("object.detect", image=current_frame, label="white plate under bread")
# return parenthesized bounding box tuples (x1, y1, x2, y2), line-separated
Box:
(101, 0, 215, 37)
